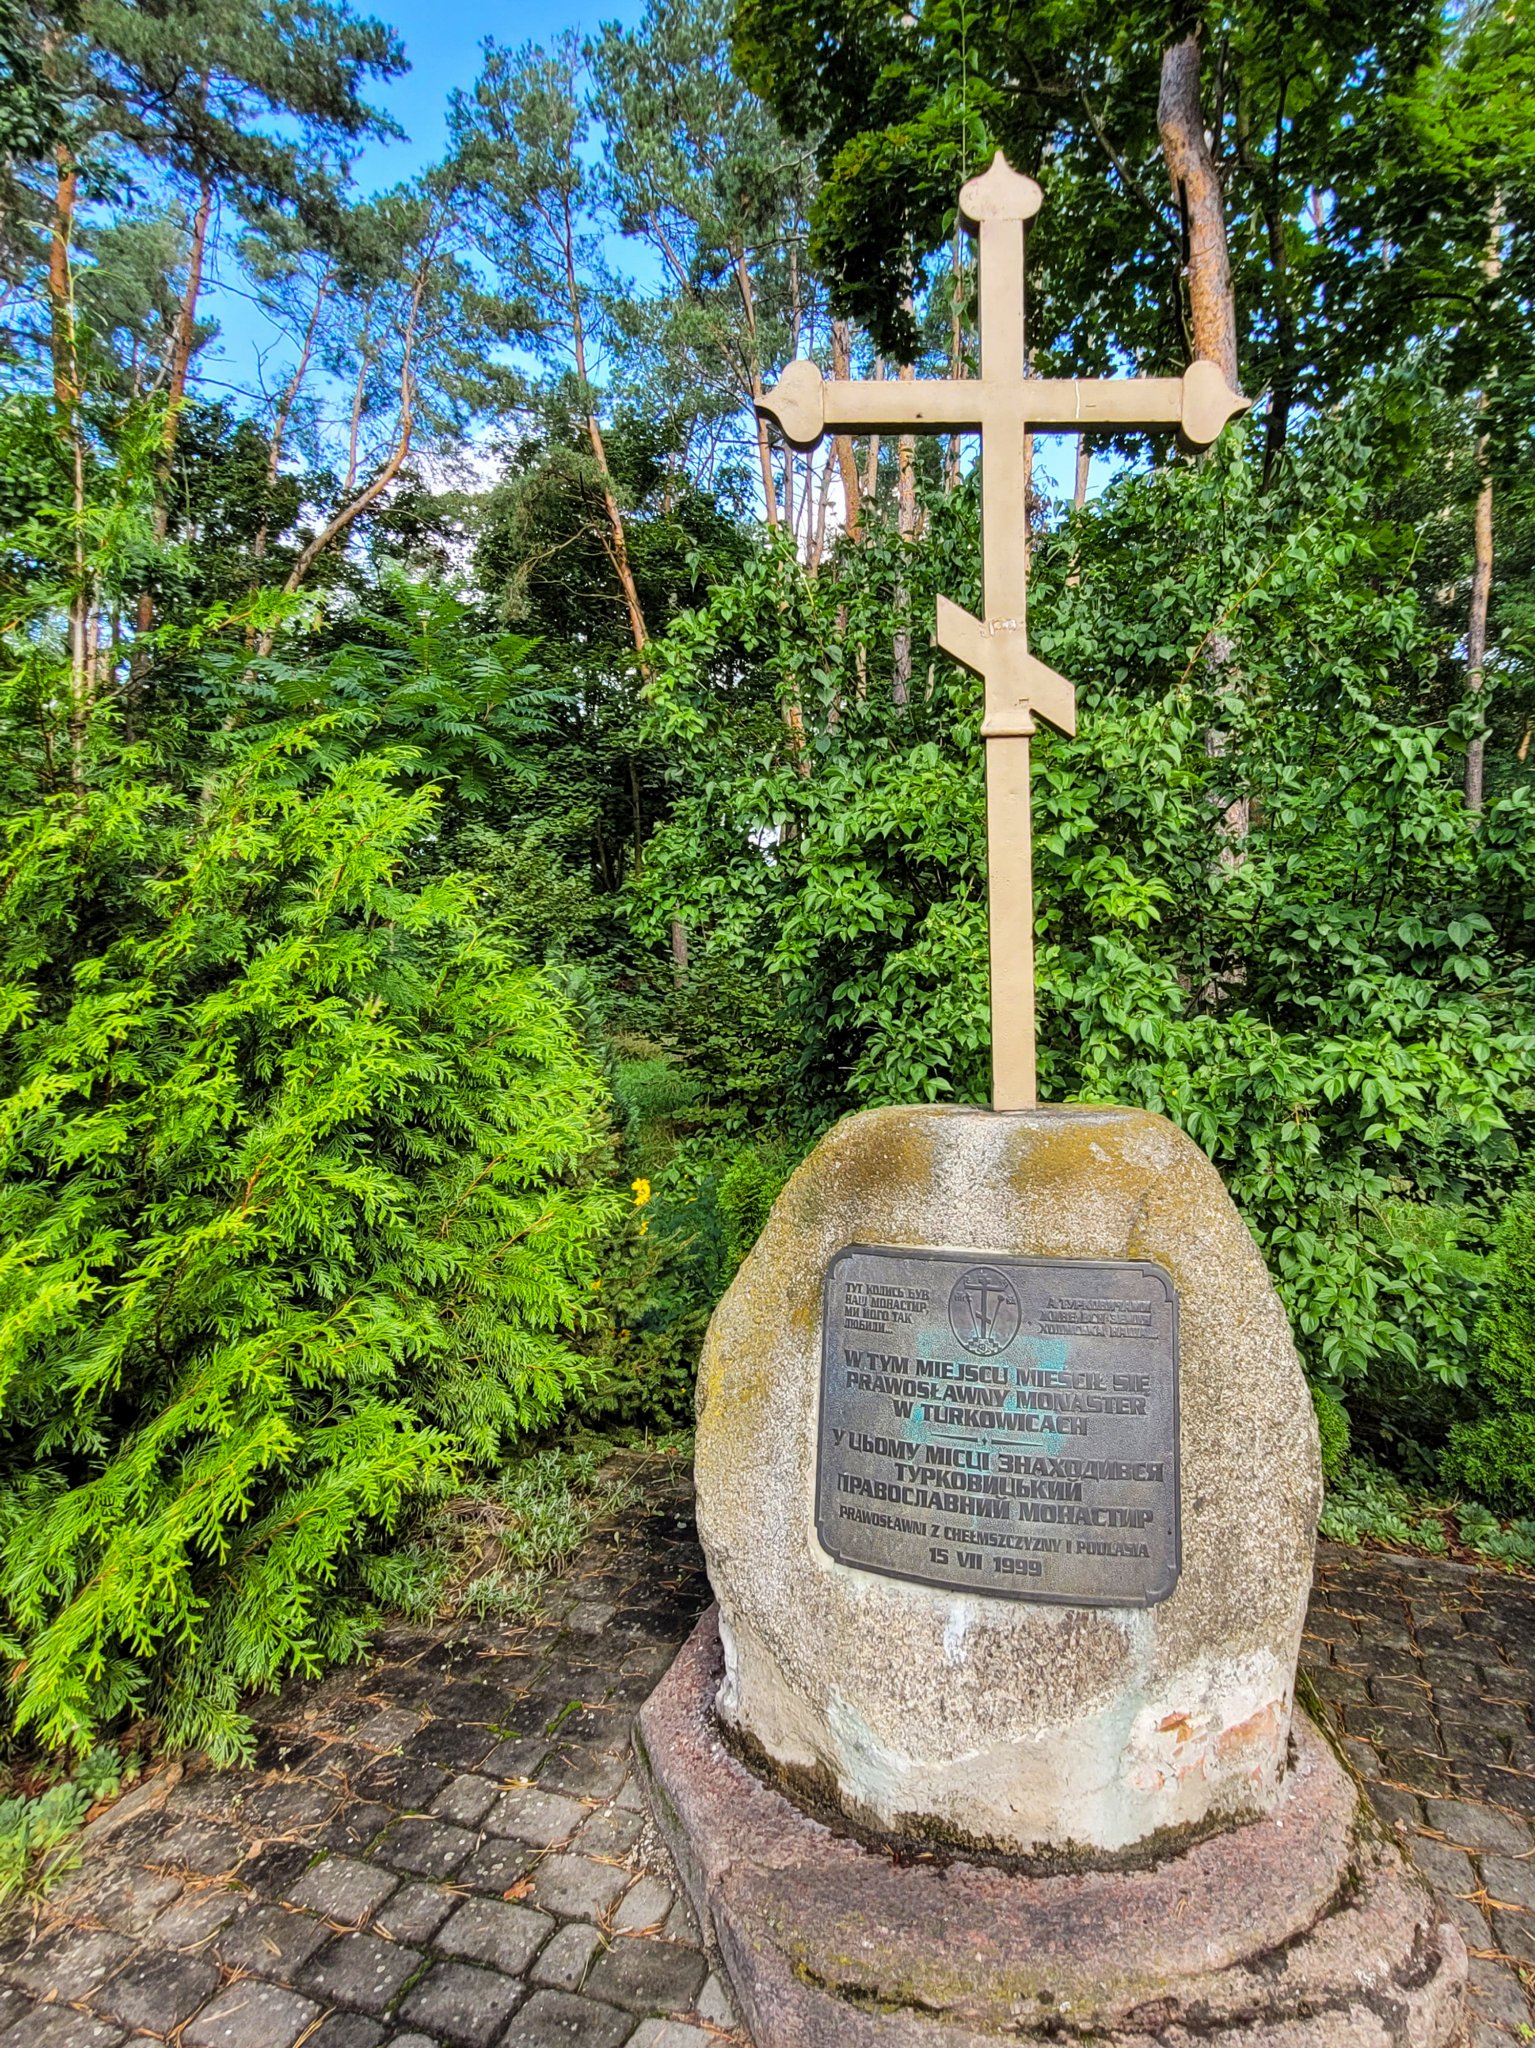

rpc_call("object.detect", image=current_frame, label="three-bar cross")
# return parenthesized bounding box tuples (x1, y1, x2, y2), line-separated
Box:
(757, 153, 1245, 1112)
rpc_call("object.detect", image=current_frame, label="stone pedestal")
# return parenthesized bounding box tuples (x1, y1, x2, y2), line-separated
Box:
(639, 1612, 1465, 2048)
(645, 1104, 1466, 2045)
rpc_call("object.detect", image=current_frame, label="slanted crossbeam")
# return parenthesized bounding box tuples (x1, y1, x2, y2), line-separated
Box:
(757, 153, 1246, 1112)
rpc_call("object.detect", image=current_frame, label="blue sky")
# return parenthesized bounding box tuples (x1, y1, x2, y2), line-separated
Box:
(347, 0, 646, 194)
(202, 0, 1086, 502)
(202, 0, 643, 398)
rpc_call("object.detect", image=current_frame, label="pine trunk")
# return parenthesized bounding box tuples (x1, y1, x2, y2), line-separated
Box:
(1157, 32, 1240, 389)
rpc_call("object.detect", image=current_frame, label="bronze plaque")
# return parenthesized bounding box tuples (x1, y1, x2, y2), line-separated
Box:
(815, 1245, 1180, 1607)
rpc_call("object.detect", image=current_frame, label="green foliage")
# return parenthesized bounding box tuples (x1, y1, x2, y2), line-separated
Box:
(718, 1142, 799, 1273)
(1320, 1459, 1535, 1573)
(637, 388, 1535, 1440)
(1311, 1384, 1351, 1481)
(1443, 1172, 1535, 1511)
(0, 698, 621, 1760)
(0, 1742, 133, 1905)
(1319, 1462, 1449, 1554)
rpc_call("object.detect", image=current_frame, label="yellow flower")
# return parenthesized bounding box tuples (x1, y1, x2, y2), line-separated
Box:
(638, 1217, 648, 1236)
(631, 1177, 652, 1207)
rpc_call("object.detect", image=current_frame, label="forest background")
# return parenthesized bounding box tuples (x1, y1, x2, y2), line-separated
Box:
(0, 0, 1533, 1783)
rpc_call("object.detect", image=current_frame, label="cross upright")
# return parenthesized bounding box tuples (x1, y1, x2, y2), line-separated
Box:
(757, 152, 1246, 1113)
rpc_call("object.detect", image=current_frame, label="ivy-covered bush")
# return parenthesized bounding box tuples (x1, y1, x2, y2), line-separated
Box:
(0, 712, 620, 1759)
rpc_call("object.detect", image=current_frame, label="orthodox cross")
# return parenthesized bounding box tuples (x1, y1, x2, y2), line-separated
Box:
(756, 154, 1246, 1113)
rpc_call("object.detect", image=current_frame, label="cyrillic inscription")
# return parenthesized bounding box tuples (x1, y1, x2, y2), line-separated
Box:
(816, 1246, 1180, 1607)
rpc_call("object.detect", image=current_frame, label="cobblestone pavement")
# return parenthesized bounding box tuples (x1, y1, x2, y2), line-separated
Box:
(1306, 1539, 1535, 2048)
(3, 1492, 1535, 2046)
(0, 1457, 738, 2048)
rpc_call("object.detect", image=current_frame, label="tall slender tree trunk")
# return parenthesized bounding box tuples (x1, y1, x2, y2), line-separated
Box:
(732, 245, 780, 527)
(163, 173, 214, 451)
(1464, 446, 1494, 812)
(560, 193, 649, 656)
(862, 358, 884, 502)
(1158, 30, 1239, 389)
(134, 167, 216, 679)
(257, 232, 441, 657)
(830, 319, 861, 536)
(1465, 200, 1503, 813)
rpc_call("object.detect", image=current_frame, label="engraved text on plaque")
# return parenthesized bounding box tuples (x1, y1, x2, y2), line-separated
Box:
(815, 1246, 1180, 1607)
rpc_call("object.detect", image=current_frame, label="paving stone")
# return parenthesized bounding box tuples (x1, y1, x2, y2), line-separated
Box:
(1481, 1853, 1535, 1913)
(142, 1815, 246, 1876)
(612, 1876, 674, 1935)
(584, 1940, 706, 2016)
(92, 1945, 220, 2030)
(288, 1853, 399, 1925)
(662, 1894, 699, 1943)
(300, 1929, 424, 2013)
(2, 1926, 135, 2000)
(531, 1923, 604, 1993)
(439, 1680, 521, 1723)
(238, 1841, 316, 1897)
(537, 1748, 631, 1803)
(182, 1979, 325, 2048)
(0, 1995, 26, 2038)
(1423, 1797, 1534, 1855)
(373, 1878, 457, 1945)
(575, 1808, 645, 1859)
(397, 1960, 525, 2047)
(1365, 1781, 1423, 1830)
(237, 1777, 341, 1834)
(312, 1802, 393, 1858)
(431, 1773, 502, 1828)
(501, 1988, 634, 2046)
(456, 1836, 539, 1895)
(695, 1973, 737, 2028)
(1407, 1835, 1480, 1896)
(218, 1900, 333, 1976)
(1490, 1905, 1535, 1964)
(0, 2011, 126, 2048)
(373, 1817, 479, 1879)
(407, 1720, 502, 1770)
(628, 2024, 714, 2048)
(354, 1754, 451, 1812)
(479, 1736, 551, 1780)
(143, 1886, 244, 1948)
(436, 1895, 555, 1973)
(68, 1862, 184, 1935)
(354, 1708, 424, 1752)
(528, 1854, 629, 1923)
(304, 2017, 388, 2048)
(1441, 1887, 1494, 1953)
(1467, 1956, 1532, 2029)
(483, 1786, 589, 1848)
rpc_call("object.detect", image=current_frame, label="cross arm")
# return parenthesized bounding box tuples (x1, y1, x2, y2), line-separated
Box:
(758, 357, 1244, 453)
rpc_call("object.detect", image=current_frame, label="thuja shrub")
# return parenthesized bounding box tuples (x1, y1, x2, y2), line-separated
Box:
(0, 715, 621, 1760)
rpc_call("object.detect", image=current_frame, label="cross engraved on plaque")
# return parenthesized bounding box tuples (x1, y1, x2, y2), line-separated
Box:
(757, 155, 1246, 1112)
(817, 1244, 1180, 1607)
